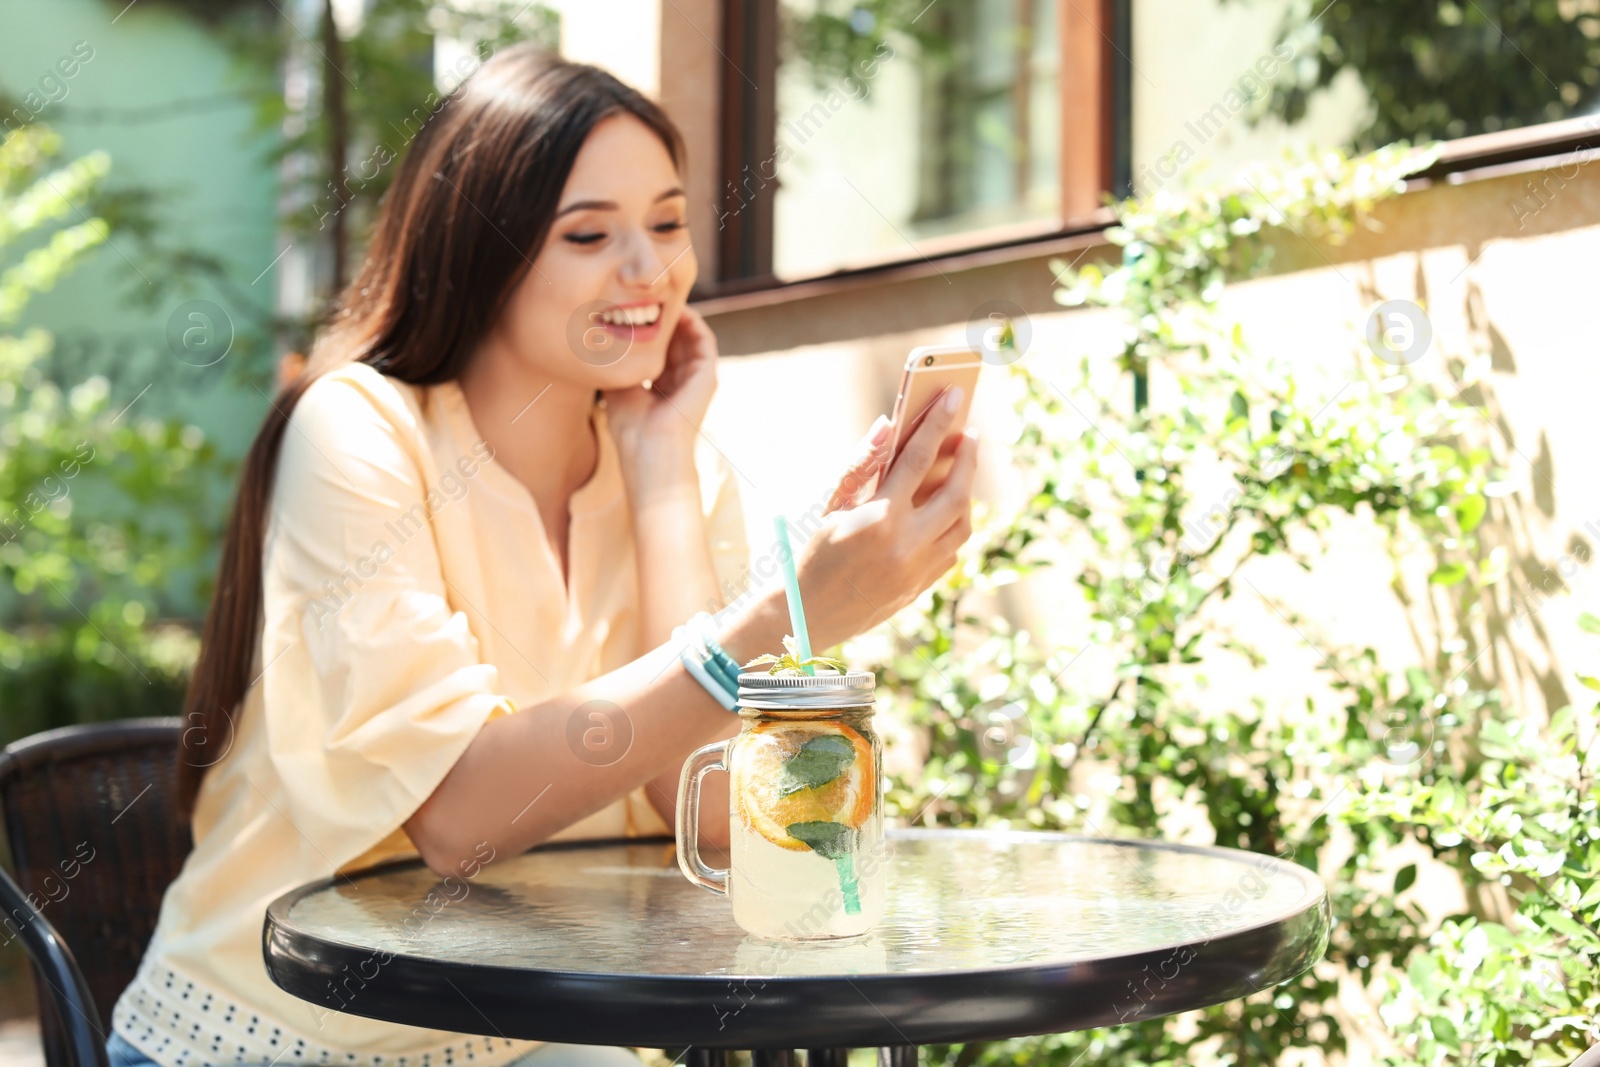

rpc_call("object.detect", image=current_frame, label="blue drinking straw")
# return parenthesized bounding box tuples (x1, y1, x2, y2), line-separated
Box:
(774, 513, 861, 914)
(835, 857, 861, 915)
(772, 515, 815, 675)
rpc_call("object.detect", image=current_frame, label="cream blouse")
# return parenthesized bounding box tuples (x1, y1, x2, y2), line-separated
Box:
(112, 362, 749, 1067)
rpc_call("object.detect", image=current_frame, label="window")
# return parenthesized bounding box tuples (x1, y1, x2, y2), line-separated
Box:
(716, 0, 1111, 286)
(1128, 0, 1600, 195)
(770, 0, 1061, 278)
(714, 0, 1600, 288)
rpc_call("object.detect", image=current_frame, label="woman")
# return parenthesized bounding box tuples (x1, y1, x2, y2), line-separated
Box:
(108, 45, 977, 1067)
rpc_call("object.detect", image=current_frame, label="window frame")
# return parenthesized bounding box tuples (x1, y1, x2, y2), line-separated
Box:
(707, 0, 1126, 294)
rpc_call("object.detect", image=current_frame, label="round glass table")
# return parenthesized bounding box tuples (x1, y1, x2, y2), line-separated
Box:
(263, 828, 1329, 1052)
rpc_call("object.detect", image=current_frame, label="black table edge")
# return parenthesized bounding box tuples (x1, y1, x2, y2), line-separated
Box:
(263, 828, 1331, 1049)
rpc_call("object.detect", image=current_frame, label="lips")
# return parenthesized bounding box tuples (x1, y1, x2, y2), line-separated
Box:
(590, 302, 664, 343)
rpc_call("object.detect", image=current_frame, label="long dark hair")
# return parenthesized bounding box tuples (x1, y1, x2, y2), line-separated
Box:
(177, 47, 685, 815)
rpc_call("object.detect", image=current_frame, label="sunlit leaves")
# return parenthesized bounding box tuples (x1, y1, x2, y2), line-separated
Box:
(0, 126, 216, 740)
(859, 142, 1593, 1066)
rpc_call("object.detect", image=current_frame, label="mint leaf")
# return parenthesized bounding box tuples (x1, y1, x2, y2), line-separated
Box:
(786, 820, 857, 859)
(776, 734, 856, 797)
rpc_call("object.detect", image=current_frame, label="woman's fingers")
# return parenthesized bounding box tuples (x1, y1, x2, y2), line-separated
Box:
(672, 305, 711, 346)
(933, 498, 974, 555)
(658, 307, 711, 388)
(826, 415, 892, 514)
(917, 429, 979, 534)
(797, 402, 979, 648)
(881, 387, 964, 501)
(644, 306, 719, 430)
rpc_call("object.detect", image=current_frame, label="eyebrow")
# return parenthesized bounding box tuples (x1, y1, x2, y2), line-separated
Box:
(555, 187, 686, 218)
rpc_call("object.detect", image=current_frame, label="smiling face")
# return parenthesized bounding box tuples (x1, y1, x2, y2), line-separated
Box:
(487, 112, 696, 389)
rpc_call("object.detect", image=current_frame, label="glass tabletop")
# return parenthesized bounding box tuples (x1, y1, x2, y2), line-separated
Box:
(281, 828, 1319, 978)
(265, 828, 1329, 1047)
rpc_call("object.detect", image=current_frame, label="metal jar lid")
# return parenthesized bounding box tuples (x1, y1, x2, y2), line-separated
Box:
(736, 670, 876, 710)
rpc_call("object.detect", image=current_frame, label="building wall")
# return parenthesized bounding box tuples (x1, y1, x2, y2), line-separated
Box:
(693, 155, 1600, 733)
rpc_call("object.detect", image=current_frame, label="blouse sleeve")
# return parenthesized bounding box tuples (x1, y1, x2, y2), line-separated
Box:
(257, 370, 513, 871)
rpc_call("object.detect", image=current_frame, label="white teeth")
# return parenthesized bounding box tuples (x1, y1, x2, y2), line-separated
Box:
(593, 304, 661, 327)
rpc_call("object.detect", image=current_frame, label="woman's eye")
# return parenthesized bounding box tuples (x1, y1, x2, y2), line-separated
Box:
(564, 231, 605, 245)
(653, 220, 686, 234)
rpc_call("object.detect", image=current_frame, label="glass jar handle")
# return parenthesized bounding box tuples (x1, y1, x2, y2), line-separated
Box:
(675, 740, 730, 895)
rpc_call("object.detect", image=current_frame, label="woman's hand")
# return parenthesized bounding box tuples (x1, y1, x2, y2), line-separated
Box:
(797, 388, 979, 649)
(604, 306, 718, 483)
(825, 414, 892, 514)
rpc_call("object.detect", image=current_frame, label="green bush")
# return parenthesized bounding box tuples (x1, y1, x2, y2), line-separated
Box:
(0, 127, 216, 744)
(857, 146, 1597, 1064)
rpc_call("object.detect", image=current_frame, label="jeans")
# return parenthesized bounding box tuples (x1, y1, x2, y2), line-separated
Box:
(106, 1031, 641, 1067)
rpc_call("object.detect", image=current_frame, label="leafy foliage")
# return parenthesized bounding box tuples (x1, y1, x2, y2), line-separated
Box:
(850, 145, 1597, 1063)
(1347, 702, 1598, 1064)
(0, 127, 220, 741)
(781, 0, 952, 89)
(1233, 0, 1600, 148)
(152, 0, 558, 344)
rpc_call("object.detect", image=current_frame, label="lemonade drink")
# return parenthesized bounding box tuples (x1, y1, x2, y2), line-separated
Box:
(727, 708, 884, 940)
(676, 668, 886, 940)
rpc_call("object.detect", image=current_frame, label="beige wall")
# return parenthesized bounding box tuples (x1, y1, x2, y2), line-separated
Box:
(695, 155, 1600, 729)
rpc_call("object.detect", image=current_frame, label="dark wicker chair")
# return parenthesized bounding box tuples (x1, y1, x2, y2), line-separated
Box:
(0, 718, 191, 1067)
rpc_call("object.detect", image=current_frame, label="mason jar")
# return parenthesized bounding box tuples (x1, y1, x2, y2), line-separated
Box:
(676, 671, 885, 940)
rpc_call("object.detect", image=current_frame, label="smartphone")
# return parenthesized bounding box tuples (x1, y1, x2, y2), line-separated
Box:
(883, 344, 983, 503)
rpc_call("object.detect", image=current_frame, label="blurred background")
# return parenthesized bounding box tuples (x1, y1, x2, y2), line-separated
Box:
(2, 0, 1598, 1064)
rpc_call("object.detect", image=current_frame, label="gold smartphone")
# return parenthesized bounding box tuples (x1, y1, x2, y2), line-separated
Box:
(883, 345, 984, 503)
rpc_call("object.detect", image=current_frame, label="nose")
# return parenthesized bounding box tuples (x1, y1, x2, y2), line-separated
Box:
(616, 226, 673, 289)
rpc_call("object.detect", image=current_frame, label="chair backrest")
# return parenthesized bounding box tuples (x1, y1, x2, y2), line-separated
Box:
(0, 718, 192, 1067)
